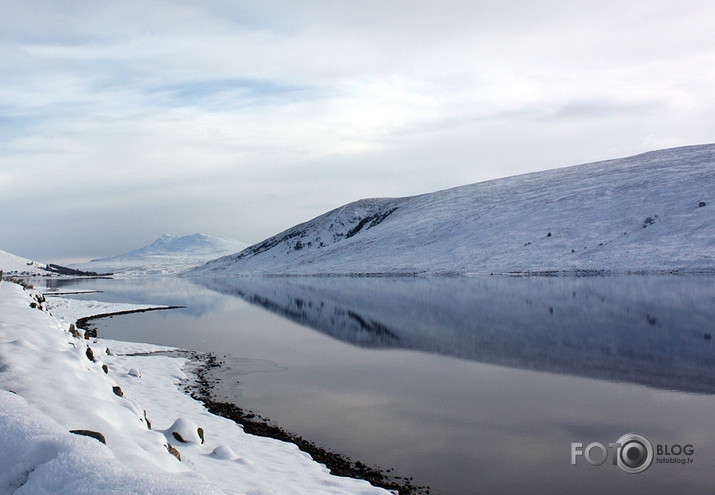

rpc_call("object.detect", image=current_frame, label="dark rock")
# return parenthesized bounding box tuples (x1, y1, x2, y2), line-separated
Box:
(86, 347, 95, 362)
(70, 429, 106, 444)
(102, 364, 109, 374)
(705, 333, 712, 340)
(69, 324, 81, 339)
(167, 418, 203, 444)
(144, 410, 152, 430)
(698, 201, 706, 208)
(105, 347, 111, 355)
(29, 302, 38, 309)
(345, 207, 398, 239)
(166, 443, 181, 461)
(546, 232, 551, 237)
(197, 427, 205, 444)
(112, 386, 124, 397)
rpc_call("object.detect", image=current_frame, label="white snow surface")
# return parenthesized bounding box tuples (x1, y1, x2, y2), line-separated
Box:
(73, 234, 248, 277)
(193, 144, 714, 275)
(0, 280, 388, 494)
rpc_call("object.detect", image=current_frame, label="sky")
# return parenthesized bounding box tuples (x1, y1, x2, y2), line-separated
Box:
(0, 0, 713, 262)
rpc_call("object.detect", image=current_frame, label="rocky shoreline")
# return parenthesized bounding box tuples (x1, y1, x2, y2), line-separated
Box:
(185, 352, 427, 495)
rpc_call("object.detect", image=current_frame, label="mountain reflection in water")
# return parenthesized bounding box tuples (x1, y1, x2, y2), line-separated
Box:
(193, 275, 714, 394)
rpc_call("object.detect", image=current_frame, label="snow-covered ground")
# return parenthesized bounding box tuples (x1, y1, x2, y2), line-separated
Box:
(72, 234, 248, 277)
(192, 144, 714, 276)
(0, 279, 388, 494)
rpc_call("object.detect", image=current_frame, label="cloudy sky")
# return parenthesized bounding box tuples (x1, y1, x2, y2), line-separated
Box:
(1, 0, 713, 262)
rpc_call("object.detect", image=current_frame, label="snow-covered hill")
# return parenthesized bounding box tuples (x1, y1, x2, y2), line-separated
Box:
(0, 249, 105, 278)
(0, 249, 49, 276)
(193, 144, 714, 276)
(75, 234, 248, 276)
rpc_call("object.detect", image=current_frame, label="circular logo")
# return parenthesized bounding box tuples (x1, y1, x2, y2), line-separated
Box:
(616, 433, 653, 474)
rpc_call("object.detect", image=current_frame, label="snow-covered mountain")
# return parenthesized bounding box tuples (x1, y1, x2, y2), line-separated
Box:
(193, 144, 714, 276)
(75, 234, 247, 276)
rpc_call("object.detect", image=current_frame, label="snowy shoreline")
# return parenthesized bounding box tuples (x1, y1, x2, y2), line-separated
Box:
(0, 279, 392, 494)
(186, 268, 715, 278)
(74, 310, 417, 494)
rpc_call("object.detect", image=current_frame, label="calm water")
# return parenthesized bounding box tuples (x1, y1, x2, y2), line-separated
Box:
(45, 276, 715, 494)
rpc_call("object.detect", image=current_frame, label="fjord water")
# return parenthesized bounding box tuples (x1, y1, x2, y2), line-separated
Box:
(50, 276, 714, 494)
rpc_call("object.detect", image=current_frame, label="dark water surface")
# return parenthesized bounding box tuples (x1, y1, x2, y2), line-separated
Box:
(46, 276, 715, 494)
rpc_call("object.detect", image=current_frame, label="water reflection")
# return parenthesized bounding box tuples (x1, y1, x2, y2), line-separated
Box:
(41, 276, 232, 317)
(193, 275, 715, 394)
(85, 275, 714, 495)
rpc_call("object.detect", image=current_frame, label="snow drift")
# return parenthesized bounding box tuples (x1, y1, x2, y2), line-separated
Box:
(193, 144, 714, 275)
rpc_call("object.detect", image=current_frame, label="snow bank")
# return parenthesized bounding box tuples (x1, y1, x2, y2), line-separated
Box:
(193, 144, 714, 275)
(0, 280, 388, 494)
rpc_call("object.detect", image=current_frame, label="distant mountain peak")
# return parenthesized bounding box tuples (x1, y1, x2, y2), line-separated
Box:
(92, 233, 248, 263)
(76, 233, 248, 275)
(146, 234, 178, 248)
